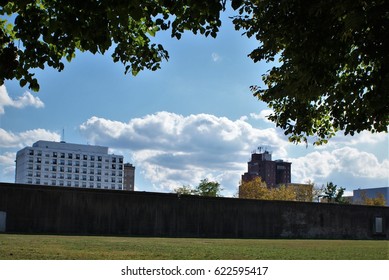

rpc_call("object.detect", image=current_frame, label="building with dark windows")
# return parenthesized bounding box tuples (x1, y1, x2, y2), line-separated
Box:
(123, 163, 135, 191)
(241, 149, 291, 188)
(15, 140, 132, 190)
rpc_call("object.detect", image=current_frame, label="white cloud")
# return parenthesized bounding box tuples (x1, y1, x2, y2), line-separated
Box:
(0, 152, 16, 181)
(0, 128, 60, 148)
(80, 111, 289, 194)
(250, 109, 274, 123)
(211, 52, 222, 62)
(290, 147, 389, 188)
(0, 85, 44, 114)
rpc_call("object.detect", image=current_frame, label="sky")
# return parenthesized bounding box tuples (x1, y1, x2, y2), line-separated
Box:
(0, 10, 388, 197)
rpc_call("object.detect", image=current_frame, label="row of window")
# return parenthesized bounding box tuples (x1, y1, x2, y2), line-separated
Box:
(28, 149, 123, 163)
(27, 173, 122, 183)
(26, 179, 122, 190)
(27, 164, 123, 174)
(28, 158, 123, 169)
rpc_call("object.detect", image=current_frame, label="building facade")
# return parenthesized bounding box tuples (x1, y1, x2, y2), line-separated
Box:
(353, 187, 389, 206)
(123, 163, 135, 191)
(15, 141, 125, 190)
(241, 150, 291, 187)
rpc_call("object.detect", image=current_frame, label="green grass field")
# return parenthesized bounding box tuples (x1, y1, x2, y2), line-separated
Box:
(0, 234, 388, 260)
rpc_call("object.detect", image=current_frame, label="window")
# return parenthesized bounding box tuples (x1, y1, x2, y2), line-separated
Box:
(60, 153, 65, 158)
(75, 168, 79, 173)
(112, 157, 116, 163)
(83, 155, 88, 160)
(82, 175, 87, 181)
(67, 174, 72, 180)
(90, 155, 95, 161)
(76, 154, 80, 160)
(53, 152, 57, 157)
(75, 175, 79, 180)
(60, 166, 65, 172)
(52, 166, 57, 172)
(67, 167, 72, 173)
(90, 176, 94, 181)
(60, 159, 65, 165)
(52, 159, 57, 164)
(29, 149, 34, 155)
(68, 153, 73, 159)
(98, 156, 102, 162)
(67, 160, 72, 166)
(67, 181, 72, 187)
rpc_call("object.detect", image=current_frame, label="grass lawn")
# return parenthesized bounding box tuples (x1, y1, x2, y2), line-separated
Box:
(0, 234, 388, 260)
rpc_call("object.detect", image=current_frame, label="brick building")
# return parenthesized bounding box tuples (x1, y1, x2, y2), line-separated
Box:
(241, 149, 291, 187)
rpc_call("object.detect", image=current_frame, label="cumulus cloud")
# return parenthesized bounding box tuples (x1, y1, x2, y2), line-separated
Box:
(0, 128, 60, 148)
(291, 147, 389, 187)
(80, 112, 289, 193)
(250, 109, 274, 123)
(0, 152, 16, 180)
(0, 85, 44, 114)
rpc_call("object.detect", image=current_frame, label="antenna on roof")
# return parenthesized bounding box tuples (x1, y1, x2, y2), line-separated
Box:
(61, 128, 66, 143)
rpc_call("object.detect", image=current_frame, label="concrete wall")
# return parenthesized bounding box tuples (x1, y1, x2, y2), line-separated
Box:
(0, 183, 388, 239)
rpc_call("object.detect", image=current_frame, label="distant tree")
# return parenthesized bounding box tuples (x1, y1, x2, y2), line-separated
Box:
(287, 183, 314, 202)
(268, 184, 296, 201)
(322, 182, 346, 204)
(357, 191, 386, 206)
(194, 178, 222, 197)
(174, 185, 194, 195)
(239, 177, 297, 201)
(239, 177, 269, 200)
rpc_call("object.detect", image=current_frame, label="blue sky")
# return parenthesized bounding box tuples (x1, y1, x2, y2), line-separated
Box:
(0, 11, 388, 196)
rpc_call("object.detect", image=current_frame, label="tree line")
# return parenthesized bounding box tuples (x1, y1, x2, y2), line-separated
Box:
(174, 177, 386, 206)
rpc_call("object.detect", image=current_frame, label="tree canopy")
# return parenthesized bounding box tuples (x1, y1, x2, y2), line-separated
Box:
(1, 0, 388, 143)
(0, 0, 224, 90)
(233, 0, 389, 144)
(174, 178, 222, 197)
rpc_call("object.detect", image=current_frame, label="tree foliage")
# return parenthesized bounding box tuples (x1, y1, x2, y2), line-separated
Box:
(321, 182, 346, 204)
(232, 0, 389, 144)
(1, 0, 388, 143)
(174, 178, 222, 197)
(0, 0, 225, 91)
(239, 177, 297, 201)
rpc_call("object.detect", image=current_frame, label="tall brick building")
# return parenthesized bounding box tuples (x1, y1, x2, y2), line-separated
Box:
(241, 149, 291, 188)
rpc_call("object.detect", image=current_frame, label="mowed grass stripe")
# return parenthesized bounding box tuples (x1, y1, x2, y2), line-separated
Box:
(0, 234, 388, 260)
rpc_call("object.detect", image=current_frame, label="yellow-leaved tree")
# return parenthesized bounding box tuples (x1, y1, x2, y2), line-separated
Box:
(239, 177, 297, 201)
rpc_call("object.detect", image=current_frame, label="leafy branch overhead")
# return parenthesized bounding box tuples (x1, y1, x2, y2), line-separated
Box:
(1, 0, 388, 144)
(0, 0, 225, 91)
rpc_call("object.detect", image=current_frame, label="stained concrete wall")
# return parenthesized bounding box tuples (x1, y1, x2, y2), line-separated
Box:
(0, 183, 388, 239)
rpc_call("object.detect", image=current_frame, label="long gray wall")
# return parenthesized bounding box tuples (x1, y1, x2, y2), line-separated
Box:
(0, 183, 388, 239)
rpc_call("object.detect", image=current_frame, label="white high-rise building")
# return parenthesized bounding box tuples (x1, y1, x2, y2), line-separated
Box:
(15, 140, 124, 190)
